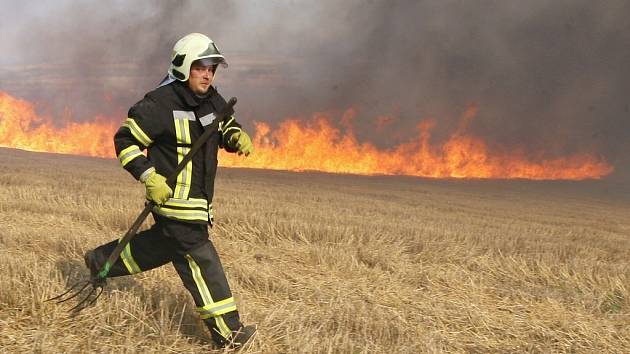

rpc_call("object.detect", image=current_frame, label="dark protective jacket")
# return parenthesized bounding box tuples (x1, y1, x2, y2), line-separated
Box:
(114, 81, 242, 224)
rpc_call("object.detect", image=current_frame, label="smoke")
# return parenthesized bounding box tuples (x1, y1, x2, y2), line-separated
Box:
(1, 0, 629, 178)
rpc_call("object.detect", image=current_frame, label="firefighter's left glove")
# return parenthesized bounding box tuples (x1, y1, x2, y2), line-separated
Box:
(230, 131, 254, 156)
(141, 170, 172, 205)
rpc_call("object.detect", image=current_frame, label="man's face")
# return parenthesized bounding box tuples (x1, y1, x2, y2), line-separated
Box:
(188, 60, 215, 95)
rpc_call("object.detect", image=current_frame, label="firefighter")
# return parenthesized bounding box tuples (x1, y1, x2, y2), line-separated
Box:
(84, 33, 256, 348)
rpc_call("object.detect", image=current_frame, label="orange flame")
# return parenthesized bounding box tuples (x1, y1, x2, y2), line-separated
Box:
(220, 105, 613, 180)
(0, 91, 613, 180)
(0, 92, 117, 157)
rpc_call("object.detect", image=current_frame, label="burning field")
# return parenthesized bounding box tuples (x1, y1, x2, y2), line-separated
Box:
(0, 91, 614, 181)
(0, 147, 628, 353)
(1, 0, 629, 352)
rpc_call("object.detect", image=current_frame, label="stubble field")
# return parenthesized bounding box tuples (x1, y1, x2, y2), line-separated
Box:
(0, 147, 628, 353)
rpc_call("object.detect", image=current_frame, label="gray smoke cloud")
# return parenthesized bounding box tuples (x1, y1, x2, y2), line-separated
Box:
(1, 0, 628, 178)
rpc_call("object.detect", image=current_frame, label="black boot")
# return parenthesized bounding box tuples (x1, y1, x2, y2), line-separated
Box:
(223, 324, 257, 349)
(84, 249, 106, 285)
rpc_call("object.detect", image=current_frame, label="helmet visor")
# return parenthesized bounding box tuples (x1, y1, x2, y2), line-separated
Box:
(197, 56, 228, 68)
(197, 42, 228, 68)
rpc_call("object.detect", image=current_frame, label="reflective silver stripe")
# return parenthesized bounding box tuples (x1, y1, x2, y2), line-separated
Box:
(198, 112, 217, 127)
(177, 119, 189, 144)
(185, 255, 232, 338)
(173, 116, 192, 199)
(175, 146, 192, 199)
(172, 110, 196, 121)
(152, 206, 209, 221)
(118, 145, 143, 167)
(164, 198, 208, 209)
(180, 147, 190, 196)
(186, 255, 213, 305)
(118, 239, 141, 274)
(197, 300, 237, 318)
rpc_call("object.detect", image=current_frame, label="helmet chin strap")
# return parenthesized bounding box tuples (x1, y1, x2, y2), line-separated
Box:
(158, 66, 218, 89)
(210, 65, 218, 84)
(158, 64, 219, 92)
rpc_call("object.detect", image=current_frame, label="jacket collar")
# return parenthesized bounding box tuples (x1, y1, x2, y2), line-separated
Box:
(171, 81, 201, 108)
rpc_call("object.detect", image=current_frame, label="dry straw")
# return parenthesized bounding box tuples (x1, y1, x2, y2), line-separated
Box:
(0, 148, 628, 353)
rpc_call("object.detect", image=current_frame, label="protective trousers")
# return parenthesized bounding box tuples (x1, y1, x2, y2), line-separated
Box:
(89, 214, 241, 345)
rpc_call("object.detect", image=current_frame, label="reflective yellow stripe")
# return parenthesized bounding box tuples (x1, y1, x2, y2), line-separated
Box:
(198, 297, 236, 312)
(119, 239, 141, 274)
(152, 206, 209, 222)
(223, 126, 241, 136)
(124, 118, 153, 147)
(174, 118, 192, 199)
(174, 147, 193, 199)
(215, 312, 232, 338)
(186, 255, 213, 305)
(186, 255, 233, 338)
(174, 117, 192, 144)
(197, 297, 237, 319)
(117, 145, 143, 167)
(220, 116, 237, 137)
(163, 197, 208, 209)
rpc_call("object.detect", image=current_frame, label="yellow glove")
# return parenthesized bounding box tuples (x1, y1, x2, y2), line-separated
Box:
(230, 131, 254, 156)
(142, 170, 172, 205)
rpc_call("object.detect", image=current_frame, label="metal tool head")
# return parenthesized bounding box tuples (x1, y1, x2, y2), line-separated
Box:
(46, 277, 106, 313)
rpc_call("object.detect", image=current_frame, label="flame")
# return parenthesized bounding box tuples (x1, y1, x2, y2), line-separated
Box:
(0, 92, 117, 157)
(0, 91, 613, 180)
(219, 105, 613, 180)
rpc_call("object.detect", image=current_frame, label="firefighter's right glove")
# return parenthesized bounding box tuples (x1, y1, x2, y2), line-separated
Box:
(141, 170, 172, 205)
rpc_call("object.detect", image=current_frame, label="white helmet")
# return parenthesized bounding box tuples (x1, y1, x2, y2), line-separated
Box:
(168, 33, 228, 82)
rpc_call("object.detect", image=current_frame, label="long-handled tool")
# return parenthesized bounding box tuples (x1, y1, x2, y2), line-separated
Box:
(47, 97, 237, 312)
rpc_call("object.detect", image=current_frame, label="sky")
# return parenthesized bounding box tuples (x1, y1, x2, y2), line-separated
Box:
(1, 0, 628, 178)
